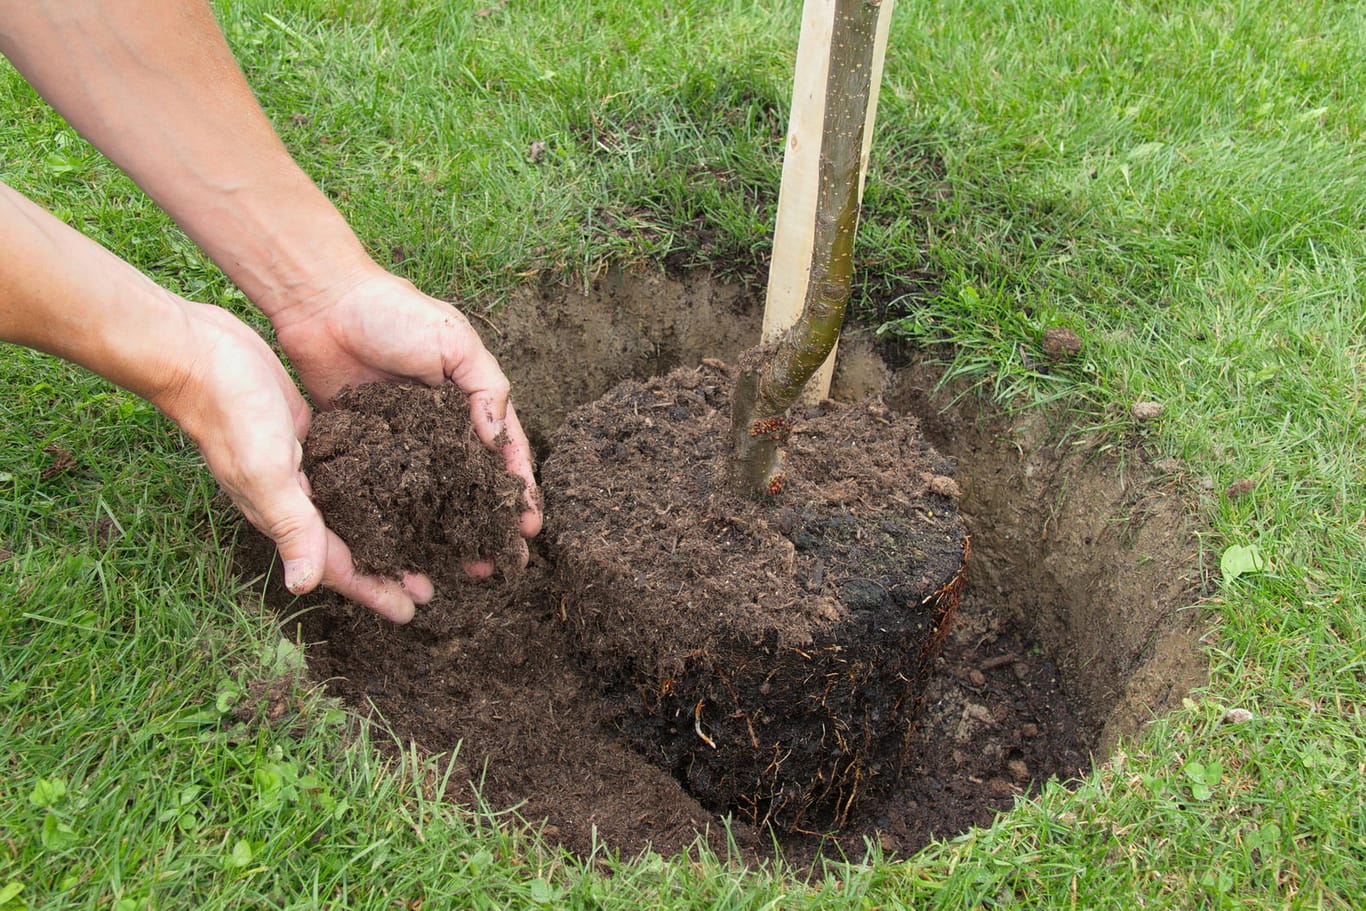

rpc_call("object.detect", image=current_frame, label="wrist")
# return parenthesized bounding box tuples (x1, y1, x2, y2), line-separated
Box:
(183, 166, 382, 325)
(253, 243, 386, 333)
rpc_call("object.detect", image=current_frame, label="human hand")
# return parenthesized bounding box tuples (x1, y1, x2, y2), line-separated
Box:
(269, 269, 542, 573)
(160, 301, 433, 622)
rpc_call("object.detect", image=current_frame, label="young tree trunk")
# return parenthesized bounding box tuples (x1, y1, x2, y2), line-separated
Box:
(732, 0, 891, 497)
(761, 0, 895, 401)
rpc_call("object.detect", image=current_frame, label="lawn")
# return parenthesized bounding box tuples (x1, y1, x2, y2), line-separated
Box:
(2, 0, 1363, 908)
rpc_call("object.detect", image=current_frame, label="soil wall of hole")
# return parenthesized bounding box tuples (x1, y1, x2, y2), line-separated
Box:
(246, 267, 1208, 864)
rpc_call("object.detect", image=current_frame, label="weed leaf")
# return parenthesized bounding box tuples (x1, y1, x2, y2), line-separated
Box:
(228, 838, 254, 869)
(39, 813, 77, 851)
(1220, 543, 1266, 581)
(27, 778, 66, 809)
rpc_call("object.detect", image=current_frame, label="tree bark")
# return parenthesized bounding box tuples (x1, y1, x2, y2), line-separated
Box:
(732, 0, 888, 497)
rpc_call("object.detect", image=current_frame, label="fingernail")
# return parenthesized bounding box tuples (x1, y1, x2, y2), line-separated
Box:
(284, 558, 315, 594)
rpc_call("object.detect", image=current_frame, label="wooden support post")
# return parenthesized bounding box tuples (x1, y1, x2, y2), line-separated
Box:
(731, 0, 894, 497)
(762, 0, 895, 403)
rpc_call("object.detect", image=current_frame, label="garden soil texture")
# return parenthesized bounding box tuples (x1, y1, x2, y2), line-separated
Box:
(238, 350, 1103, 866)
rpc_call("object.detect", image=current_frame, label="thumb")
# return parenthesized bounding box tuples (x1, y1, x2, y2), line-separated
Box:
(260, 484, 330, 596)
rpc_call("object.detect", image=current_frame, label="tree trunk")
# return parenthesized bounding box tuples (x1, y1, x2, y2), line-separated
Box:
(732, 0, 890, 497)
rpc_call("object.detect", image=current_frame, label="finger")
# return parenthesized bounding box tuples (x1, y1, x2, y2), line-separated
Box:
(287, 394, 312, 442)
(462, 558, 495, 580)
(256, 481, 329, 597)
(501, 403, 542, 538)
(466, 384, 512, 449)
(401, 571, 435, 604)
(440, 323, 513, 447)
(319, 529, 417, 624)
(269, 363, 312, 441)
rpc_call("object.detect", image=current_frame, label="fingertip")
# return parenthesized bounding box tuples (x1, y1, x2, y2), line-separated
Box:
(462, 558, 495, 580)
(379, 597, 416, 625)
(283, 557, 320, 595)
(318, 530, 418, 624)
(348, 576, 417, 624)
(402, 572, 435, 604)
(266, 488, 329, 596)
(519, 504, 543, 539)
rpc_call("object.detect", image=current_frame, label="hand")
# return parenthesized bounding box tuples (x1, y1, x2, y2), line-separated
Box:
(163, 301, 433, 622)
(270, 270, 543, 562)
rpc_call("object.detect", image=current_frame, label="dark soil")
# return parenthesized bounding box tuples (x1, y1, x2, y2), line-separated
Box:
(284, 563, 741, 859)
(238, 268, 1206, 867)
(302, 382, 525, 585)
(261, 531, 1089, 865)
(542, 362, 968, 832)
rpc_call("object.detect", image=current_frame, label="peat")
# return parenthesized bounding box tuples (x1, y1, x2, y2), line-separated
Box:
(238, 269, 1204, 866)
(543, 362, 968, 831)
(302, 382, 525, 586)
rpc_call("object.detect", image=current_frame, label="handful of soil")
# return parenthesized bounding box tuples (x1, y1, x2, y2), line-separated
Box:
(302, 382, 526, 586)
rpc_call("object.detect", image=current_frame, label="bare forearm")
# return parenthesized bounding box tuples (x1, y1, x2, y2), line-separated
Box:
(0, 180, 192, 407)
(0, 1, 374, 320)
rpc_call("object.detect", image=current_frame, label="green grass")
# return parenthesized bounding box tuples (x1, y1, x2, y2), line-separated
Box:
(3, 0, 1365, 907)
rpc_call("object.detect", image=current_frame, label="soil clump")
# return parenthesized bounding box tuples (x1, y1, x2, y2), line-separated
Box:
(302, 382, 525, 586)
(543, 362, 968, 832)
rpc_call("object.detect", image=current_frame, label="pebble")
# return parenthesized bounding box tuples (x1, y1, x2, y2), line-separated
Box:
(925, 473, 963, 499)
(986, 778, 1016, 797)
(1007, 760, 1031, 782)
(1042, 327, 1083, 359)
(967, 669, 987, 688)
(1020, 723, 1040, 738)
(1131, 401, 1165, 421)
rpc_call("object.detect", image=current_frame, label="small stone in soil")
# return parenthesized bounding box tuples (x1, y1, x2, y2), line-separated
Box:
(986, 779, 1016, 797)
(925, 473, 963, 499)
(1131, 401, 1165, 421)
(1042, 327, 1084, 360)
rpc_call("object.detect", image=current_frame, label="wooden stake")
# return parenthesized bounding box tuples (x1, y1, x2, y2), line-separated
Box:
(762, 0, 895, 402)
(731, 0, 892, 497)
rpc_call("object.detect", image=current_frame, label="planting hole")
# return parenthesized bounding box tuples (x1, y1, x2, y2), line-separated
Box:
(245, 268, 1206, 865)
